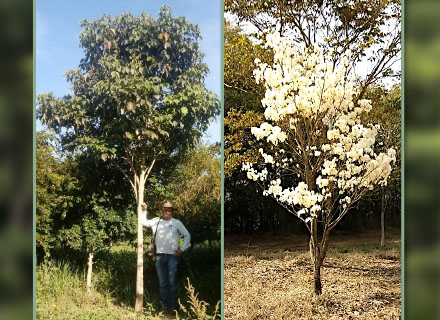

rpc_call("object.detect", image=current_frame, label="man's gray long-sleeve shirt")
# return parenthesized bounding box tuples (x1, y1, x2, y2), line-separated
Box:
(142, 212, 191, 254)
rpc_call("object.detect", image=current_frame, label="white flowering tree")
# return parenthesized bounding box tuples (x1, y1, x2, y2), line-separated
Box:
(242, 31, 397, 295)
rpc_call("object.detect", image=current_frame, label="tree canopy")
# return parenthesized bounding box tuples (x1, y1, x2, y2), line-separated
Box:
(224, 2, 401, 236)
(36, 130, 134, 261)
(239, 30, 397, 294)
(37, 6, 220, 195)
(226, 0, 401, 99)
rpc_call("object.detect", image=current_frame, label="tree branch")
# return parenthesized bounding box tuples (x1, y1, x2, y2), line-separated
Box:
(224, 82, 251, 93)
(143, 151, 162, 184)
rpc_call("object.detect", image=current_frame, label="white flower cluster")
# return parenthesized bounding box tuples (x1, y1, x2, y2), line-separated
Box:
(242, 30, 397, 222)
(242, 162, 268, 181)
(253, 32, 362, 125)
(251, 123, 287, 146)
(262, 180, 323, 218)
(258, 148, 274, 164)
(320, 122, 396, 194)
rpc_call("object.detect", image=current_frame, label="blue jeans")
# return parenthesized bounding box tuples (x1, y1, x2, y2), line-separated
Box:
(155, 254, 178, 311)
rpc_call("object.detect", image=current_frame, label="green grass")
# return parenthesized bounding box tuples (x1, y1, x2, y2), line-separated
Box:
(36, 260, 151, 319)
(37, 241, 221, 319)
(333, 240, 400, 254)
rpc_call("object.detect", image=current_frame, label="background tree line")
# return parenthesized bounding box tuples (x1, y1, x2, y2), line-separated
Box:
(37, 129, 221, 253)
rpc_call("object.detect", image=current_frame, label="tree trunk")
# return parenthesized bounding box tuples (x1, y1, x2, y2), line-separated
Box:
(134, 171, 146, 312)
(309, 218, 323, 295)
(313, 260, 322, 295)
(309, 219, 331, 295)
(310, 235, 323, 295)
(380, 192, 387, 247)
(86, 247, 94, 295)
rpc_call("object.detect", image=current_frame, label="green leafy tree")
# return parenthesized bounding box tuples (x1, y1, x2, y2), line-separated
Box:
(224, 22, 269, 175)
(224, 23, 283, 234)
(37, 130, 134, 292)
(171, 143, 221, 244)
(37, 6, 220, 311)
(59, 154, 135, 294)
(224, 21, 270, 115)
(36, 131, 72, 260)
(363, 85, 401, 245)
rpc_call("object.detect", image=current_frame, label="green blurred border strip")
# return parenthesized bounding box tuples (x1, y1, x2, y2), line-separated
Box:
(401, 0, 405, 319)
(33, 0, 37, 318)
(220, 1, 225, 319)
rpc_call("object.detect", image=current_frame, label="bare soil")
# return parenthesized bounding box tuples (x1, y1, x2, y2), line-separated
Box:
(224, 233, 401, 319)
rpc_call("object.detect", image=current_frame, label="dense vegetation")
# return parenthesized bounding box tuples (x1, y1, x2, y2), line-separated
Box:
(36, 129, 221, 317)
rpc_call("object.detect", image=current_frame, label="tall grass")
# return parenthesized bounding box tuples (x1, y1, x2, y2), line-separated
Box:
(177, 278, 221, 320)
(37, 241, 221, 319)
(36, 260, 143, 319)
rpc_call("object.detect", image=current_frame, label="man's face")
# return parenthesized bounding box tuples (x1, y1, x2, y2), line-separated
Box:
(141, 204, 147, 211)
(161, 207, 173, 220)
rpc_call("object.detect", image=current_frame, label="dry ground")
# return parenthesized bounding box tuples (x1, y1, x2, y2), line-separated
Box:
(224, 234, 401, 320)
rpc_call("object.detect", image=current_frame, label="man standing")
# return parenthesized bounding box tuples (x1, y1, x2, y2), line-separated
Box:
(142, 201, 191, 313)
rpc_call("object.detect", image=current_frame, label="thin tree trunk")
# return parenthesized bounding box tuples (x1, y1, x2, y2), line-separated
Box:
(86, 247, 94, 295)
(134, 171, 146, 312)
(320, 228, 331, 266)
(380, 192, 387, 247)
(313, 260, 322, 295)
(309, 218, 323, 295)
(310, 235, 322, 295)
(309, 220, 331, 295)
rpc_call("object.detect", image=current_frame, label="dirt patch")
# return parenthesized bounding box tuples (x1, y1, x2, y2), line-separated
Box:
(224, 241, 401, 319)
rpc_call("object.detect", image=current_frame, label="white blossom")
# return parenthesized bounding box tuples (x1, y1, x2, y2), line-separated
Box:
(242, 30, 396, 223)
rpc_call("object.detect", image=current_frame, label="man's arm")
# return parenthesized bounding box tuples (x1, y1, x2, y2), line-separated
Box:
(176, 221, 191, 252)
(142, 211, 155, 227)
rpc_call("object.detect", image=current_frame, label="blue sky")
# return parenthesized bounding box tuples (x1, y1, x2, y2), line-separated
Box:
(36, 0, 221, 144)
